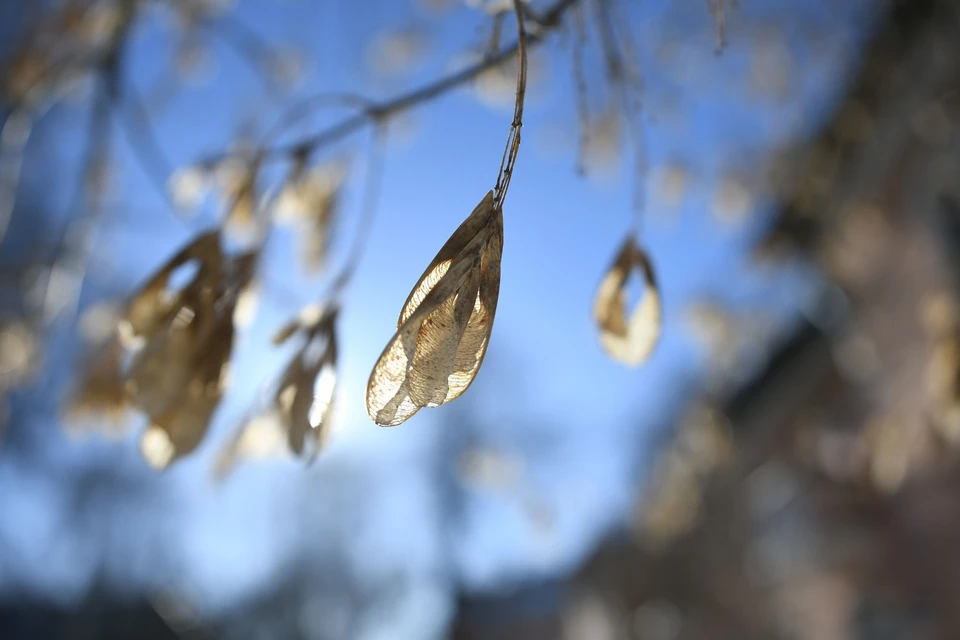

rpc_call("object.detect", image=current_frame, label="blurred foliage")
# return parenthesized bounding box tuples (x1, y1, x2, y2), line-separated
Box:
(4, 0, 960, 639)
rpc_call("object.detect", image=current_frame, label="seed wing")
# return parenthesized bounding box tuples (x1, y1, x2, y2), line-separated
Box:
(367, 191, 503, 426)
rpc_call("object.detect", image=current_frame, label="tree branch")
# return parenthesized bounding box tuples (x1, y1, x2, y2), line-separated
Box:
(199, 0, 580, 166)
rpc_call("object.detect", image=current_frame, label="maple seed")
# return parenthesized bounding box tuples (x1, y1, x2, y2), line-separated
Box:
(122, 231, 256, 469)
(216, 305, 339, 477)
(594, 237, 662, 366)
(366, 191, 503, 426)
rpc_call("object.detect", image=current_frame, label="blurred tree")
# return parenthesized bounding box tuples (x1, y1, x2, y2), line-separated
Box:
(452, 0, 960, 638)
(3, 0, 960, 639)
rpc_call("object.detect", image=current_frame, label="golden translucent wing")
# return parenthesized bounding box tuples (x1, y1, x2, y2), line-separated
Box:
(398, 191, 495, 325)
(594, 237, 661, 366)
(365, 325, 424, 427)
(408, 269, 480, 407)
(410, 212, 503, 406)
(63, 339, 130, 436)
(367, 255, 474, 425)
(367, 191, 503, 426)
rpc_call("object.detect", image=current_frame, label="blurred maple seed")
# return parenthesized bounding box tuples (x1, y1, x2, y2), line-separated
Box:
(593, 236, 661, 367)
(67, 230, 257, 469)
(215, 304, 339, 477)
(268, 305, 339, 460)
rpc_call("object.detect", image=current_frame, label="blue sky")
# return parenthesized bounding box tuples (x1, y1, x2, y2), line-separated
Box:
(0, 0, 879, 636)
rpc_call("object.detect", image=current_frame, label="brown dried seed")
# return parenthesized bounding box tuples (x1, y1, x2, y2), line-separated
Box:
(275, 308, 338, 460)
(594, 237, 661, 366)
(124, 238, 256, 470)
(366, 191, 502, 426)
(216, 306, 339, 476)
(64, 229, 233, 443)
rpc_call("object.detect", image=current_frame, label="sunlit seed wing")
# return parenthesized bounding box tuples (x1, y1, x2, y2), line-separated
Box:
(213, 309, 337, 478)
(608, 285, 661, 365)
(366, 262, 472, 426)
(398, 190, 495, 326)
(213, 411, 288, 480)
(594, 237, 661, 367)
(410, 208, 503, 406)
(63, 339, 130, 435)
(366, 191, 502, 426)
(277, 357, 315, 454)
(126, 329, 196, 419)
(305, 359, 337, 446)
(271, 318, 302, 346)
(400, 260, 451, 328)
(447, 213, 502, 399)
(409, 269, 481, 407)
(365, 328, 422, 427)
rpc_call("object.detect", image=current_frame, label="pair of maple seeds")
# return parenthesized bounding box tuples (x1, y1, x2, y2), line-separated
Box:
(365, 189, 660, 427)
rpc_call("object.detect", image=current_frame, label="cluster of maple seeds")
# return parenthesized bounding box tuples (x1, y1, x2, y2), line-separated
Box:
(64, 184, 660, 469)
(57, 0, 664, 471)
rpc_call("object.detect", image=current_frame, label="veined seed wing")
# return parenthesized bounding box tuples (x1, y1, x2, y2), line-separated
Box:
(366, 191, 503, 426)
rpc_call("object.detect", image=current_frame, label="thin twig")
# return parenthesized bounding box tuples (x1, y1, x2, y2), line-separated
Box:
(609, 0, 644, 94)
(595, 0, 648, 237)
(486, 12, 505, 59)
(571, 1, 590, 175)
(197, 12, 287, 91)
(0, 108, 39, 243)
(709, 0, 730, 54)
(493, 0, 528, 209)
(111, 74, 184, 219)
(259, 92, 377, 148)
(0, 47, 112, 244)
(39, 4, 137, 324)
(41, 75, 113, 324)
(329, 124, 387, 300)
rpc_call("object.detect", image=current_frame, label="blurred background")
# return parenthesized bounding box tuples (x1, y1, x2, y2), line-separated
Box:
(3, 0, 960, 638)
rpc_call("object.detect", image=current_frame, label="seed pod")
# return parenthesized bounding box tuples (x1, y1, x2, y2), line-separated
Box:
(139, 252, 256, 469)
(366, 191, 502, 426)
(119, 232, 257, 470)
(273, 307, 338, 460)
(216, 306, 339, 477)
(594, 237, 661, 366)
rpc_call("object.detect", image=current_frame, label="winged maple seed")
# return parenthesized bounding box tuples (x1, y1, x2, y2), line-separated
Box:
(366, 190, 503, 426)
(66, 230, 257, 469)
(216, 304, 339, 476)
(594, 237, 661, 366)
(273, 306, 338, 459)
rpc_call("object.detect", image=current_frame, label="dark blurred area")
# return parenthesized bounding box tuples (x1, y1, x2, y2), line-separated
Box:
(4, 0, 960, 638)
(455, 1, 960, 638)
